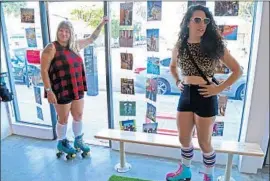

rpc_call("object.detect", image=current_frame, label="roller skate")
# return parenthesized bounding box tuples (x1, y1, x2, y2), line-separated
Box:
(199, 172, 214, 181)
(56, 139, 77, 160)
(74, 133, 90, 158)
(166, 163, 192, 181)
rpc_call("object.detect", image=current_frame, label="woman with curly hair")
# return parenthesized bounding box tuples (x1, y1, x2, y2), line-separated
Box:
(166, 5, 242, 181)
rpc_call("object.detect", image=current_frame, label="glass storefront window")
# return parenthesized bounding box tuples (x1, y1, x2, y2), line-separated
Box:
(109, 1, 256, 141)
(2, 2, 52, 126)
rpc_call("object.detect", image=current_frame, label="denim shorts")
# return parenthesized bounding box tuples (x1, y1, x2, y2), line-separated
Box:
(177, 84, 218, 117)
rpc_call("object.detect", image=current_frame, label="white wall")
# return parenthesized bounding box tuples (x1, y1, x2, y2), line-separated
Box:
(238, 1, 269, 173)
(1, 102, 12, 139)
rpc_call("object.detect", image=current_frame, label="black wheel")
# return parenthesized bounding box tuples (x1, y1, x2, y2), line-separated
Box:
(56, 152, 62, 158)
(236, 84, 245, 100)
(157, 78, 171, 95)
(66, 154, 71, 160)
(82, 152, 86, 158)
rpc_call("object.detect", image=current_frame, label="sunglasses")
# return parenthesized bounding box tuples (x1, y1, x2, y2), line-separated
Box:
(191, 17, 210, 25)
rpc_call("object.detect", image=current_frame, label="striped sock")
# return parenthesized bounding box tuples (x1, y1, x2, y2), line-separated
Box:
(203, 150, 216, 175)
(181, 145, 194, 167)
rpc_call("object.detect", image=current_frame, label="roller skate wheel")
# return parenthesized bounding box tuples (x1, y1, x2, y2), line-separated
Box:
(56, 152, 63, 158)
(66, 155, 71, 160)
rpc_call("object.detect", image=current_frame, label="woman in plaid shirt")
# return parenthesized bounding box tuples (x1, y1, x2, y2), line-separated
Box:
(41, 17, 108, 159)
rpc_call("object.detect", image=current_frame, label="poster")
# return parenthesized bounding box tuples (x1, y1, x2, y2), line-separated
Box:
(36, 106, 44, 121)
(147, 1, 162, 21)
(212, 121, 224, 136)
(192, 121, 224, 137)
(120, 2, 133, 26)
(119, 119, 136, 131)
(215, 1, 239, 16)
(121, 53, 133, 70)
(34, 86, 42, 105)
(25, 28, 37, 48)
(146, 78, 158, 102)
(147, 29, 159, 52)
(146, 103, 156, 122)
(147, 57, 160, 75)
(218, 95, 228, 116)
(21, 8, 35, 23)
(218, 25, 238, 40)
(188, 1, 206, 7)
(143, 122, 158, 133)
(26, 50, 40, 64)
(119, 101, 136, 116)
(119, 30, 133, 47)
(121, 78, 135, 95)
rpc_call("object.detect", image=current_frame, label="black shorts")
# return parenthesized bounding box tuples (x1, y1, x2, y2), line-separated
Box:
(177, 84, 218, 117)
(57, 95, 84, 104)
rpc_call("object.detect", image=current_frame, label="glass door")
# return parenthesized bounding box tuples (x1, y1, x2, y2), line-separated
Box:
(2, 2, 52, 126)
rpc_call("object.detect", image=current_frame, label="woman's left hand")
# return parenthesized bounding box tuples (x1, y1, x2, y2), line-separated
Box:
(101, 16, 109, 24)
(198, 84, 223, 97)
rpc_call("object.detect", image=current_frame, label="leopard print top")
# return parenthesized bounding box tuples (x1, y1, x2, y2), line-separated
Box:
(177, 42, 217, 77)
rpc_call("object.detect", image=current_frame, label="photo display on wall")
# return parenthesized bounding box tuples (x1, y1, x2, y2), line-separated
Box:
(21, 8, 35, 23)
(147, 57, 160, 75)
(25, 28, 37, 48)
(143, 122, 158, 133)
(119, 30, 134, 48)
(119, 101, 136, 116)
(147, 29, 159, 52)
(119, 120, 137, 132)
(120, 53, 133, 70)
(214, 1, 239, 16)
(146, 78, 158, 102)
(121, 78, 135, 95)
(147, 1, 162, 21)
(120, 2, 133, 26)
(218, 25, 238, 40)
(187, 1, 206, 7)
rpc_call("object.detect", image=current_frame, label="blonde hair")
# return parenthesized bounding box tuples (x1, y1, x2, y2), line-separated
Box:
(56, 20, 80, 54)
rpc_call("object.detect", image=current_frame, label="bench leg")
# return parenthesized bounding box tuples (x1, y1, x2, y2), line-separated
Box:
(114, 141, 131, 173)
(217, 153, 236, 181)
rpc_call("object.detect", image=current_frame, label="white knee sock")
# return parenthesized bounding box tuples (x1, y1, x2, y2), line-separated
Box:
(203, 150, 216, 175)
(56, 123, 67, 140)
(72, 120, 83, 137)
(181, 145, 194, 167)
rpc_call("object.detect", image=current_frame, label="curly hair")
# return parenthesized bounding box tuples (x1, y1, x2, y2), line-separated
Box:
(176, 5, 225, 61)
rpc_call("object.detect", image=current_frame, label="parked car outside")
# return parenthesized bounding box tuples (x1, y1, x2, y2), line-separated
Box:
(134, 57, 246, 100)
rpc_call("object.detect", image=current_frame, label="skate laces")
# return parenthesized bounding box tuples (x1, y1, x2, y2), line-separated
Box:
(169, 164, 183, 177)
(76, 134, 86, 147)
(199, 171, 212, 181)
(62, 139, 72, 149)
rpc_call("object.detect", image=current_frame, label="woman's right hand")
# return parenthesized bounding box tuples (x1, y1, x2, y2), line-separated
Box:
(47, 91, 57, 104)
(177, 81, 184, 92)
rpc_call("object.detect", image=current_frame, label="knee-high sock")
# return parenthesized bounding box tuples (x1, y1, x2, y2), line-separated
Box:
(181, 145, 194, 167)
(56, 122, 67, 140)
(72, 120, 82, 137)
(203, 150, 216, 175)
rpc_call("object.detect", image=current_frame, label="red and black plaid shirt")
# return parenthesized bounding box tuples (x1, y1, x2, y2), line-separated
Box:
(45, 41, 87, 100)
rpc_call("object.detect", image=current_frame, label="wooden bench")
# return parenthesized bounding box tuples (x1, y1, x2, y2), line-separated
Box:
(95, 129, 264, 181)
